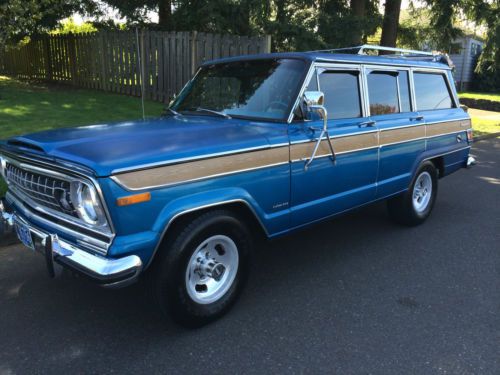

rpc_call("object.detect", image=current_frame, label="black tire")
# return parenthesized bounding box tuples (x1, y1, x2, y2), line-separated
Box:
(152, 209, 252, 327)
(387, 161, 438, 226)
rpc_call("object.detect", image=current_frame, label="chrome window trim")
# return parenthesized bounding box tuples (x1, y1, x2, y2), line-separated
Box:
(1, 153, 116, 239)
(409, 67, 417, 113)
(411, 68, 459, 110)
(6, 192, 110, 254)
(288, 60, 451, 124)
(365, 67, 404, 116)
(316, 63, 367, 119)
(287, 62, 316, 123)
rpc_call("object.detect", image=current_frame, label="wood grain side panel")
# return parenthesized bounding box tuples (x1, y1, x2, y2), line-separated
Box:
(290, 132, 378, 161)
(114, 146, 290, 190)
(426, 119, 471, 137)
(380, 125, 425, 145)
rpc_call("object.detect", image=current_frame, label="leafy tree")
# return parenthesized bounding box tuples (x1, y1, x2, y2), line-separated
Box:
(0, 0, 97, 45)
(318, 0, 381, 49)
(50, 17, 98, 34)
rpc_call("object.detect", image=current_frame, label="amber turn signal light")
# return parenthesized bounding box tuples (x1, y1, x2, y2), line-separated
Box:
(116, 192, 151, 207)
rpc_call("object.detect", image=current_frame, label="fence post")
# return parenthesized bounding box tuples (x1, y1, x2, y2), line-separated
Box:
(68, 33, 78, 85)
(98, 33, 107, 90)
(140, 29, 146, 99)
(191, 31, 198, 75)
(264, 35, 272, 53)
(43, 36, 52, 81)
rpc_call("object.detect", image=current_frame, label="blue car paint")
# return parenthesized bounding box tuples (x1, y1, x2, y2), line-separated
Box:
(1, 51, 472, 270)
(9, 116, 287, 177)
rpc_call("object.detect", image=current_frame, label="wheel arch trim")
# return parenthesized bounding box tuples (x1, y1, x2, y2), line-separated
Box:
(145, 198, 269, 270)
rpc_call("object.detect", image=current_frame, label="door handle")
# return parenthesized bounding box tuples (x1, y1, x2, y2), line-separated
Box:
(359, 120, 376, 128)
(410, 115, 424, 121)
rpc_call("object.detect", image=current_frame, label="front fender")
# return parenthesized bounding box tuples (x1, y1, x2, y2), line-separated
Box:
(152, 187, 268, 235)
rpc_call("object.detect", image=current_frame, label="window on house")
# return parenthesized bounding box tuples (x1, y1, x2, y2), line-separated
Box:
(414, 72, 454, 111)
(319, 71, 362, 119)
(367, 71, 399, 115)
(470, 43, 482, 57)
(449, 43, 463, 55)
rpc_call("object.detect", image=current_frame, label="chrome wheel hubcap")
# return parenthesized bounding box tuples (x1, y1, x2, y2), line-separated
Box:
(185, 235, 239, 304)
(412, 171, 432, 213)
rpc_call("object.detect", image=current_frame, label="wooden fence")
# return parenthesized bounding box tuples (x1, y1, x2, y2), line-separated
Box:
(0, 31, 271, 102)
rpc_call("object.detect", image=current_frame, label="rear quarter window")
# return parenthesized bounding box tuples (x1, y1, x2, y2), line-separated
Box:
(414, 72, 455, 111)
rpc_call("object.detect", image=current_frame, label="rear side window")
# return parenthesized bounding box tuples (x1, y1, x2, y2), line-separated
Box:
(319, 71, 362, 119)
(367, 72, 399, 115)
(414, 72, 454, 110)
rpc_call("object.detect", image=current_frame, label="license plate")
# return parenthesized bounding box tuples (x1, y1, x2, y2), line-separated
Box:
(14, 219, 35, 251)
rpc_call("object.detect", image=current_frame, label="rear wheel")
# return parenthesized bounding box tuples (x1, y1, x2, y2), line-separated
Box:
(152, 210, 252, 327)
(387, 162, 438, 226)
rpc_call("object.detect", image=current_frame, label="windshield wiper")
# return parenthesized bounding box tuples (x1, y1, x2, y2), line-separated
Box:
(166, 107, 183, 117)
(194, 107, 232, 119)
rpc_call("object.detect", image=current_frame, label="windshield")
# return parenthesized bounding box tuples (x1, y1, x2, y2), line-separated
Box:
(171, 58, 307, 121)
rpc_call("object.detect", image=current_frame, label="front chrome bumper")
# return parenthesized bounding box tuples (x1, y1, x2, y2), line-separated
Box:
(1, 199, 142, 287)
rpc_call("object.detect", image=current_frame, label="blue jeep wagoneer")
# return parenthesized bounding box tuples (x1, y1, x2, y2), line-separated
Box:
(0, 45, 475, 326)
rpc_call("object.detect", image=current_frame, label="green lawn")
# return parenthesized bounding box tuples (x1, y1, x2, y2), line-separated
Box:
(0, 75, 164, 197)
(469, 108, 500, 137)
(458, 92, 500, 102)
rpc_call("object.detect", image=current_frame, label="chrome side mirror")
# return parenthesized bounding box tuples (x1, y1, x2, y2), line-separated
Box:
(302, 91, 335, 170)
(304, 91, 325, 107)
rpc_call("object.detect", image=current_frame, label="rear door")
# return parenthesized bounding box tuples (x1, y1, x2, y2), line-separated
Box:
(412, 70, 471, 173)
(365, 67, 426, 198)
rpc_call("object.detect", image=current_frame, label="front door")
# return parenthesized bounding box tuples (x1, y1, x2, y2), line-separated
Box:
(289, 65, 379, 228)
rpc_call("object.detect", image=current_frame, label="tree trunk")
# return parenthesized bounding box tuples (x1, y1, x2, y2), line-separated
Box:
(240, 0, 252, 35)
(158, 0, 172, 30)
(380, 0, 402, 49)
(350, 0, 366, 46)
(274, 0, 287, 51)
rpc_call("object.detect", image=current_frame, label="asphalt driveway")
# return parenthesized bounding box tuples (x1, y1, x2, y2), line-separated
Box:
(1, 139, 499, 374)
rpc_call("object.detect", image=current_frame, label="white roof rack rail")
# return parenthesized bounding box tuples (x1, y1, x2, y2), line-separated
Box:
(309, 44, 453, 67)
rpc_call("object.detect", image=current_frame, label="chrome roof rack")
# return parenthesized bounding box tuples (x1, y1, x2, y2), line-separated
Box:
(308, 44, 454, 68)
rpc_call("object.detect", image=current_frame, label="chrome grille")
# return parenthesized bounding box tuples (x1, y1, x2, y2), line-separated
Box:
(5, 163, 78, 217)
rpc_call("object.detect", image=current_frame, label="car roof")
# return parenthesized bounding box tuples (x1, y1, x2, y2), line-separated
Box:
(202, 51, 451, 70)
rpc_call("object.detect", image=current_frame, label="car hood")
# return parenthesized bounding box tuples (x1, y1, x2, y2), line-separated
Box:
(5, 116, 283, 177)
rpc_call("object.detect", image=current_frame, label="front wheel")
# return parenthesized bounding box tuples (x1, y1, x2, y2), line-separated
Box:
(152, 210, 252, 327)
(387, 162, 438, 226)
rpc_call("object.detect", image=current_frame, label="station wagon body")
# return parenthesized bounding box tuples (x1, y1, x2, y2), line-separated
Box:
(0, 46, 475, 325)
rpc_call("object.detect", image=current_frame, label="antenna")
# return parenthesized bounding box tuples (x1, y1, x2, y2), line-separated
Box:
(136, 28, 146, 121)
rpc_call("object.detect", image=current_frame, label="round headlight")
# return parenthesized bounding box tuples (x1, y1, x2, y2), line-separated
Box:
(80, 184, 98, 223)
(71, 182, 104, 226)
